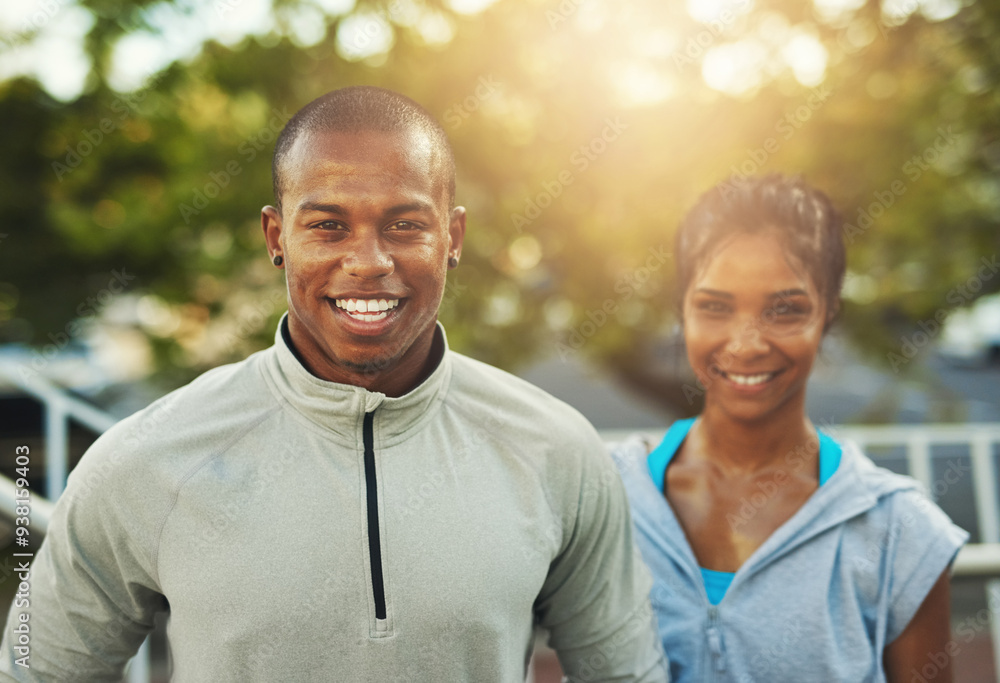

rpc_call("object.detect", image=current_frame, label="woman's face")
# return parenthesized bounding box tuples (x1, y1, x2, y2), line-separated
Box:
(682, 230, 828, 425)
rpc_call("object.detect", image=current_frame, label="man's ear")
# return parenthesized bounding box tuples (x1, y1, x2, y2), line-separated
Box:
(262, 205, 284, 266)
(448, 206, 467, 262)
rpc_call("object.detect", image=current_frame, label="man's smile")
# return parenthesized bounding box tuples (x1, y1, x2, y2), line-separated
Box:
(326, 296, 407, 336)
(335, 297, 401, 321)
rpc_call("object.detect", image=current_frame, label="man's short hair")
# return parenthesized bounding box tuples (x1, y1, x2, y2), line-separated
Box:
(271, 86, 456, 212)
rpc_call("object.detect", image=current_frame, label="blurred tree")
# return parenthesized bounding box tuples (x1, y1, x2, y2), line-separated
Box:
(0, 0, 997, 414)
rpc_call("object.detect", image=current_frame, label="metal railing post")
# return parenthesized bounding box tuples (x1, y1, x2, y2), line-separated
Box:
(44, 395, 68, 500)
(971, 434, 1000, 680)
(905, 433, 933, 492)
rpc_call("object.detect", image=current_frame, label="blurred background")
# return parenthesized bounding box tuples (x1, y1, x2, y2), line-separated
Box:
(0, 0, 999, 680)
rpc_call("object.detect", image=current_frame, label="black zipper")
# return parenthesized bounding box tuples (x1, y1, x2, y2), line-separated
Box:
(363, 411, 387, 620)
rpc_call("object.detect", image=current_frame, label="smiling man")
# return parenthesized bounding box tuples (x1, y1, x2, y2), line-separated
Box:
(0, 87, 666, 682)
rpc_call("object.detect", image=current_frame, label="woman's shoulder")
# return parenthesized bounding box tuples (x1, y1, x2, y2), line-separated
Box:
(608, 432, 657, 482)
(836, 439, 959, 524)
(832, 439, 969, 571)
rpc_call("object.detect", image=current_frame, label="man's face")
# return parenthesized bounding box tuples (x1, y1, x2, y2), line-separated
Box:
(262, 127, 465, 394)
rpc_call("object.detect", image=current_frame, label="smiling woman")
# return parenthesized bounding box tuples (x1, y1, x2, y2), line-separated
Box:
(612, 174, 969, 683)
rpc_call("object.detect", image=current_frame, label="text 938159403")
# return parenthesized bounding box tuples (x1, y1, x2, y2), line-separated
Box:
(11, 445, 33, 669)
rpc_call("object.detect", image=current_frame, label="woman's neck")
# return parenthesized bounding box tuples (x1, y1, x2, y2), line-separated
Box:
(690, 402, 819, 477)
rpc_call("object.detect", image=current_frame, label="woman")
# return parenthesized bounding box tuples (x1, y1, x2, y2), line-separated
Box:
(613, 174, 968, 682)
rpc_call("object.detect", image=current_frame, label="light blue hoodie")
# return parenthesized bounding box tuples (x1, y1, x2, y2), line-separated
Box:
(613, 426, 968, 683)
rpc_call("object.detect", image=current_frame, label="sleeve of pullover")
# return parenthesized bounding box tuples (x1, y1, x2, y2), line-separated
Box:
(534, 434, 669, 683)
(0, 426, 168, 682)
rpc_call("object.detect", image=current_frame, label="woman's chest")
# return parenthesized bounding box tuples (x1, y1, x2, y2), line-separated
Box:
(665, 465, 818, 570)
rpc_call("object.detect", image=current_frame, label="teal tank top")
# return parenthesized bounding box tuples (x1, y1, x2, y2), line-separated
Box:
(646, 418, 842, 605)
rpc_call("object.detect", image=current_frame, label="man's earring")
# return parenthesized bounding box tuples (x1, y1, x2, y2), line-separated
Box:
(273, 255, 283, 267)
(448, 256, 459, 269)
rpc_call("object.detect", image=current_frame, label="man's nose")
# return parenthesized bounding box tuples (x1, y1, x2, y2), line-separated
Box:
(343, 237, 394, 279)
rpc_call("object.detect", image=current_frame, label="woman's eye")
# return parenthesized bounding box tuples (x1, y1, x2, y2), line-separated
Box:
(778, 304, 806, 315)
(768, 303, 810, 320)
(697, 301, 729, 314)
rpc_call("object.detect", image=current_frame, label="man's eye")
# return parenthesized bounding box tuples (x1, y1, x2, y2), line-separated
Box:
(313, 221, 344, 231)
(388, 221, 418, 231)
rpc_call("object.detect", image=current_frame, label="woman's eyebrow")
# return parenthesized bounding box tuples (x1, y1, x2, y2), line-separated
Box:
(693, 288, 733, 298)
(770, 288, 810, 299)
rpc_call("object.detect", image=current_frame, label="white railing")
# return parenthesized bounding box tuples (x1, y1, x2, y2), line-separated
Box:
(3, 359, 1000, 681)
(0, 362, 149, 683)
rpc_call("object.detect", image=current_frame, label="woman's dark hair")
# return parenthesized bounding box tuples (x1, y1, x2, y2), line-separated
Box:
(675, 174, 846, 331)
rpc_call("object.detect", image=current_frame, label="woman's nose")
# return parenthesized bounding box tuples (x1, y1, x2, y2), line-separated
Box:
(724, 319, 770, 357)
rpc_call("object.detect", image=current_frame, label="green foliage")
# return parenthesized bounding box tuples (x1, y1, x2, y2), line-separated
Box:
(1, 0, 998, 397)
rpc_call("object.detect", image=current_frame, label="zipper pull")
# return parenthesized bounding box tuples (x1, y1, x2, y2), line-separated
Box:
(706, 607, 726, 672)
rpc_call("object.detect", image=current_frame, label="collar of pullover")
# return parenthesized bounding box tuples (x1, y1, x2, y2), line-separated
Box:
(260, 314, 453, 447)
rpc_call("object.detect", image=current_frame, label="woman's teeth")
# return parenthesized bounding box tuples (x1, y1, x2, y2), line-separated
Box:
(725, 371, 776, 386)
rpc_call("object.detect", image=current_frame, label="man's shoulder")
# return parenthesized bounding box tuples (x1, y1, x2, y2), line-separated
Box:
(445, 350, 602, 449)
(84, 349, 279, 469)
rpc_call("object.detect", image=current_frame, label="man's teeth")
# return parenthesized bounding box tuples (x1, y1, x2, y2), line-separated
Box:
(726, 372, 775, 386)
(334, 298, 399, 321)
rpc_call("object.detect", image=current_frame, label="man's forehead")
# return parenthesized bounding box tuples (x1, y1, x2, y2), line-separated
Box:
(283, 127, 445, 201)
(289, 126, 435, 170)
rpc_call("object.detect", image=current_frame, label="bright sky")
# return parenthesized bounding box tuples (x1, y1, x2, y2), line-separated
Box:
(0, 0, 958, 102)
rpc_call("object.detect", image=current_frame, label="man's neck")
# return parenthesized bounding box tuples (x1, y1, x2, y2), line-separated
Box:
(281, 317, 444, 398)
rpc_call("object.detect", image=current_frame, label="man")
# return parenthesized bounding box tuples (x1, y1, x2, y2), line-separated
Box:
(0, 87, 666, 682)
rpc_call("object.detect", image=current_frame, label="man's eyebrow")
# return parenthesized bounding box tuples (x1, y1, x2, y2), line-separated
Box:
(385, 201, 436, 216)
(295, 201, 436, 216)
(298, 202, 347, 215)
(693, 288, 733, 298)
